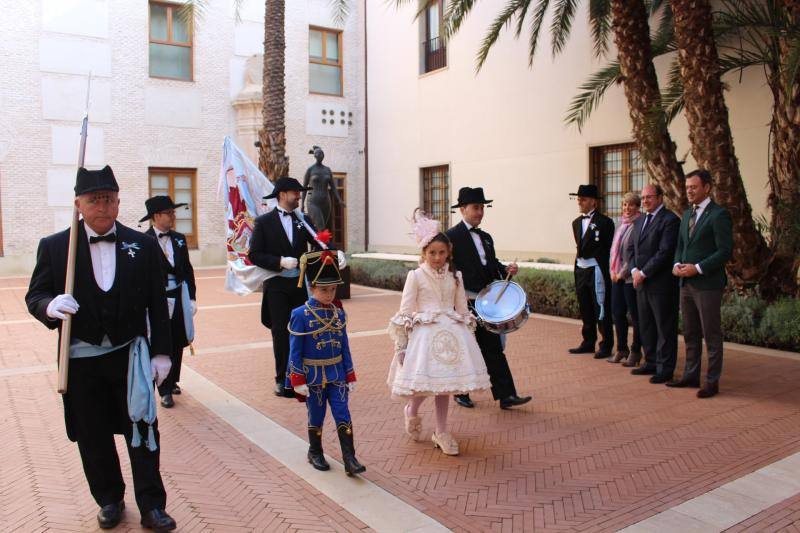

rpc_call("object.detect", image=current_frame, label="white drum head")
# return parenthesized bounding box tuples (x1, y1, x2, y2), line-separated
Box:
(475, 281, 527, 323)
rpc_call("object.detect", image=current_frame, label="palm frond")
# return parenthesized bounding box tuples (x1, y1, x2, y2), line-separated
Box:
(513, 0, 533, 39)
(660, 59, 684, 124)
(564, 61, 622, 131)
(550, 0, 579, 56)
(527, 1, 552, 66)
(475, 0, 533, 72)
(443, 0, 479, 39)
(330, 0, 350, 26)
(394, 0, 434, 22)
(588, 0, 612, 58)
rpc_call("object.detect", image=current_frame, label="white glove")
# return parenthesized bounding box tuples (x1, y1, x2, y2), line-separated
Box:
(190, 300, 198, 316)
(396, 349, 406, 366)
(46, 294, 79, 320)
(280, 256, 299, 270)
(337, 250, 347, 269)
(294, 384, 309, 396)
(151, 355, 172, 387)
(347, 382, 356, 393)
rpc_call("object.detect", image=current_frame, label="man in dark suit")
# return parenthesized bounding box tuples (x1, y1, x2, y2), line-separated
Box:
(446, 187, 532, 410)
(568, 184, 615, 358)
(670, 169, 733, 398)
(626, 184, 680, 383)
(248, 177, 321, 398)
(26, 166, 177, 531)
(142, 196, 197, 408)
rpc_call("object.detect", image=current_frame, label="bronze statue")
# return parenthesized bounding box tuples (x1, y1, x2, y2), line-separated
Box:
(302, 146, 346, 230)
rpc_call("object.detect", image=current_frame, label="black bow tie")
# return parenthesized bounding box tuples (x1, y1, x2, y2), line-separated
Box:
(581, 215, 592, 219)
(158, 232, 170, 239)
(469, 227, 481, 233)
(89, 233, 116, 244)
(280, 210, 294, 218)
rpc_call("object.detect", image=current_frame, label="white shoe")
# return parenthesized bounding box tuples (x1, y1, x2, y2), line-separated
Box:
(432, 432, 459, 456)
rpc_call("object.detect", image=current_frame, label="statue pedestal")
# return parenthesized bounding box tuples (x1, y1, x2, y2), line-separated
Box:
(336, 266, 351, 300)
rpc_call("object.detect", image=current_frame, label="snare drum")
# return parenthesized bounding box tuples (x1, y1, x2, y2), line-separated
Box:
(473, 280, 530, 334)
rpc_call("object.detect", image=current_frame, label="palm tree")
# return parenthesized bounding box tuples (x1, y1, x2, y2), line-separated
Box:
(670, 0, 771, 288)
(423, 0, 687, 211)
(258, 0, 289, 181)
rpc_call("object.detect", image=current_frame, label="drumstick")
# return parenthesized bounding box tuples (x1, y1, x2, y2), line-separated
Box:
(493, 258, 517, 304)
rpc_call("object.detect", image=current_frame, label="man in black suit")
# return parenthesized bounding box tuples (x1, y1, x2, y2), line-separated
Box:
(142, 196, 197, 408)
(446, 187, 532, 410)
(568, 184, 615, 358)
(248, 177, 321, 398)
(26, 166, 177, 531)
(625, 184, 680, 383)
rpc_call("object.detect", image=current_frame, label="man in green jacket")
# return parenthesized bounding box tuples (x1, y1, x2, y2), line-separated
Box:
(668, 169, 733, 398)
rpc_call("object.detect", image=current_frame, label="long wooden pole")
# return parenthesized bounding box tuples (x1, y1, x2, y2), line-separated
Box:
(57, 74, 92, 394)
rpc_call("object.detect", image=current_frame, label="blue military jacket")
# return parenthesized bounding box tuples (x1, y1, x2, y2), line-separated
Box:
(287, 299, 355, 388)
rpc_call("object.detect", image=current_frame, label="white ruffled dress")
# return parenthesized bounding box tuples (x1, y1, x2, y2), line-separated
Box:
(387, 264, 491, 397)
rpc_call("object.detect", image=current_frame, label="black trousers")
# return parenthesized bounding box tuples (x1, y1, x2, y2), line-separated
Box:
(158, 300, 187, 397)
(611, 280, 641, 353)
(265, 276, 308, 384)
(574, 266, 613, 352)
(680, 285, 724, 384)
(65, 347, 166, 514)
(472, 309, 518, 400)
(637, 285, 679, 377)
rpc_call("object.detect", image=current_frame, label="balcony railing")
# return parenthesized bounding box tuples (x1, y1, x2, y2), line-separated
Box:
(422, 36, 446, 73)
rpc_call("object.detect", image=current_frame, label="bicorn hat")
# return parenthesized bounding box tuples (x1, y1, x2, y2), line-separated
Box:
(450, 187, 493, 209)
(74, 165, 119, 196)
(569, 184, 601, 199)
(139, 195, 188, 223)
(263, 177, 311, 199)
(299, 249, 344, 287)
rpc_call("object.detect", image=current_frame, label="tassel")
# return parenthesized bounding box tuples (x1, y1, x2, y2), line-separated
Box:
(297, 254, 308, 288)
(146, 424, 158, 452)
(131, 422, 141, 448)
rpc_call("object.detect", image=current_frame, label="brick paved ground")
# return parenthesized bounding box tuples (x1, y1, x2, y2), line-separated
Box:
(2, 268, 800, 532)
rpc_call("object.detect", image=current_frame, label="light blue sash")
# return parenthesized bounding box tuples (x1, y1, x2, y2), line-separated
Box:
(166, 274, 194, 343)
(576, 258, 606, 320)
(127, 336, 158, 451)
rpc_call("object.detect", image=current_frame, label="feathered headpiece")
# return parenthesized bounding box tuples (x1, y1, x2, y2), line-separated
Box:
(410, 209, 441, 248)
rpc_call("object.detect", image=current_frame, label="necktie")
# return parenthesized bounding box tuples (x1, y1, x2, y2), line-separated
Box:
(688, 205, 698, 237)
(89, 233, 116, 244)
(158, 232, 170, 239)
(643, 213, 652, 231)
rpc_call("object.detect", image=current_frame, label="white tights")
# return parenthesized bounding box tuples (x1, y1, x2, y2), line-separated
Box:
(407, 394, 450, 435)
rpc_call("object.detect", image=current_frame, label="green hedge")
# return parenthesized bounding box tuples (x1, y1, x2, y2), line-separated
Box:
(349, 257, 799, 352)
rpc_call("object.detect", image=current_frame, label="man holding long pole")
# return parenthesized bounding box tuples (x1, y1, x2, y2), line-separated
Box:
(25, 165, 178, 531)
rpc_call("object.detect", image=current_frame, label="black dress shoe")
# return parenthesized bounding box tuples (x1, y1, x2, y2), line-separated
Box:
(274, 383, 284, 396)
(697, 382, 719, 399)
(282, 386, 296, 398)
(141, 509, 176, 532)
(631, 366, 656, 376)
(171, 384, 181, 395)
(594, 351, 612, 359)
(666, 378, 700, 388)
(500, 395, 532, 409)
(160, 394, 174, 408)
(568, 345, 595, 354)
(454, 394, 474, 408)
(97, 501, 124, 529)
(649, 374, 672, 384)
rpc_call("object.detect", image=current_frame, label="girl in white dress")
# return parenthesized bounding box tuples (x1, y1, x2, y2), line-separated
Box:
(388, 211, 491, 455)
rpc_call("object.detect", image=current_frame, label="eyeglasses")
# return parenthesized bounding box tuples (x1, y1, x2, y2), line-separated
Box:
(641, 195, 661, 200)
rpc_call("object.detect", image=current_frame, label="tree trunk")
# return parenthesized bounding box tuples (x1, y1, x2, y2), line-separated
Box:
(609, 0, 686, 213)
(259, 0, 289, 181)
(670, 0, 770, 288)
(761, 3, 800, 297)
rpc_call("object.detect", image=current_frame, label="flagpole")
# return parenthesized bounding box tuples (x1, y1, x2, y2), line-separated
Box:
(57, 72, 92, 394)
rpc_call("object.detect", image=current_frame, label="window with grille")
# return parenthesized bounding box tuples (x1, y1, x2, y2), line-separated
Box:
(591, 143, 646, 219)
(421, 0, 446, 73)
(309, 27, 343, 96)
(331, 173, 347, 251)
(148, 168, 198, 248)
(421, 165, 450, 230)
(149, 2, 193, 81)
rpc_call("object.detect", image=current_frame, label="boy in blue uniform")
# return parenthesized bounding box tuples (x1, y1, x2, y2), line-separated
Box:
(287, 249, 366, 476)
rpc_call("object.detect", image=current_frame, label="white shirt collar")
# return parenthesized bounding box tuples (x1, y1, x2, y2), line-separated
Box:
(646, 204, 664, 217)
(463, 219, 475, 230)
(84, 223, 116, 240)
(695, 197, 712, 210)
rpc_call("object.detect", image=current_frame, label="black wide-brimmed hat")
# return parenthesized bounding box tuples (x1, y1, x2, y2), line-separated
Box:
(569, 184, 601, 199)
(450, 187, 493, 209)
(263, 177, 311, 199)
(139, 195, 187, 222)
(300, 249, 343, 287)
(75, 165, 119, 196)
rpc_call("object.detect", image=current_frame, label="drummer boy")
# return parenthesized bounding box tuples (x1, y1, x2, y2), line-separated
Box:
(445, 186, 532, 410)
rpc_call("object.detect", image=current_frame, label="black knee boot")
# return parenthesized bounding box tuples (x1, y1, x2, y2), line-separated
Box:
(337, 422, 366, 476)
(307, 426, 330, 471)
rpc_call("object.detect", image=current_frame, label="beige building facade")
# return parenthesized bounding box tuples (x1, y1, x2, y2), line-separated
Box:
(0, 0, 365, 273)
(365, 2, 772, 263)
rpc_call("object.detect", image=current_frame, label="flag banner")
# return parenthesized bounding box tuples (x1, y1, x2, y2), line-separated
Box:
(219, 136, 276, 295)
